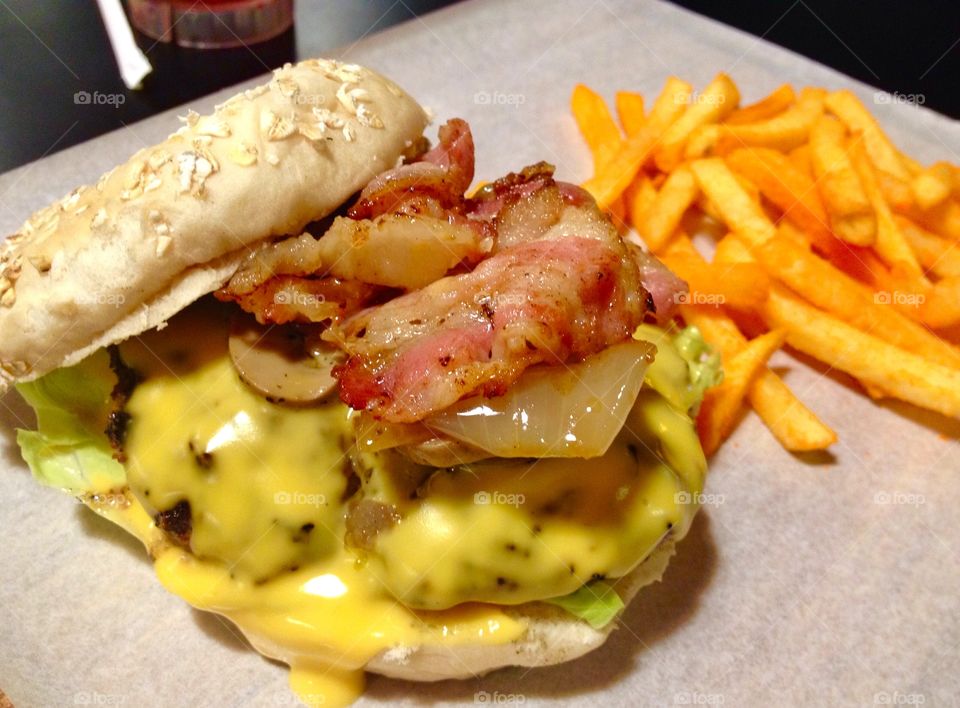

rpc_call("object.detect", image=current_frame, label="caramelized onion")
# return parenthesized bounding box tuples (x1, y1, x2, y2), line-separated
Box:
(425, 339, 655, 459)
(354, 413, 431, 452)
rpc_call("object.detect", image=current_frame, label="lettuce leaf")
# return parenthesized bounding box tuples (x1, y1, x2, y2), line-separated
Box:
(15, 350, 125, 495)
(544, 580, 625, 629)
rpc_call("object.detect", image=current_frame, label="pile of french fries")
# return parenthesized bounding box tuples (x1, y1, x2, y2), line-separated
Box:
(571, 75, 960, 456)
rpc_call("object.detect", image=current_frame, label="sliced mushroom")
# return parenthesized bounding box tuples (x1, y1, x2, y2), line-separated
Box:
(344, 500, 401, 551)
(228, 314, 344, 404)
(399, 435, 492, 468)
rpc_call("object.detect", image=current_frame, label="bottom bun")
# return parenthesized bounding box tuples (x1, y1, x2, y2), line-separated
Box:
(366, 537, 677, 681)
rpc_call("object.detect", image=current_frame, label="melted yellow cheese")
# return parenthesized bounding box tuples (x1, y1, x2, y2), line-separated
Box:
(125, 354, 353, 581)
(115, 307, 523, 706)
(109, 303, 703, 707)
(152, 546, 521, 707)
(368, 432, 697, 608)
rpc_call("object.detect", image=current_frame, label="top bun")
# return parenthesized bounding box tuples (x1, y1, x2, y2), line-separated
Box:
(0, 58, 428, 391)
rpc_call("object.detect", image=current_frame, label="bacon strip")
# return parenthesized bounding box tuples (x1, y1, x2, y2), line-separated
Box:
(467, 162, 556, 221)
(420, 118, 475, 192)
(331, 232, 647, 422)
(215, 116, 689, 418)
(629, 244, 689, 324)
(217, 275, 384, 326)
(348, 118, 475, 220)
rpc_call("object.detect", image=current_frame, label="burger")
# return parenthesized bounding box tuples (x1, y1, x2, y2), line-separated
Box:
(1, 59, 720, 706)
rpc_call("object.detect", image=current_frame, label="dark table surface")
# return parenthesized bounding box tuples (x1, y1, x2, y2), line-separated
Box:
(0, 0, 956, 175)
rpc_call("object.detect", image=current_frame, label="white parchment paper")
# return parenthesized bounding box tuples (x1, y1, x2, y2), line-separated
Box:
(2, 1, 959, 705)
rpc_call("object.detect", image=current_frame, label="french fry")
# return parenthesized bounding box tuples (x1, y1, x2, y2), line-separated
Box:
(895, 215, 960, 278)
(615, 91, 646, 137)
(899, 151, 923, 176)
(824, 89, 911, 181)
(754, 235, 960, 368)
(713, 232, 756, 263)
(918, 277, 960, 330)
(658, 252, 770, 310)
(658, 231, 705, 260)
(734, 173, 762, 205)
(682, 305, 836, 451)
(874, 172, 915, 212)
(581, 77, 691, 210)
(765, 284, 960, 420)
(809, 116, 876, 246)
(667, 231, 767, 328)
(690, 158, 776, 246)
(788, 144, 814, 177)
(694, 191, 725, 225)
(848, 139, 924, 276)
(625, 175, 658, 235)
(641, 165, 699, 251)
(715, 87, 825, 153)
(727, 155, 864, 272)
(643, 78, 695, 157)
(726, 147, 834, 249)
(911, 162, 953, 210)
(671, 233, 837, 450)
(729, 224, 930, 349)
(572, 73, 960, 454)
(774, 219, 811, 246)
(715, 229, 895, 321)
(862, 259, 936, 324)
(715, 235, 890, 399)
(834, 246, 895, 286)
(672, 232, 770, 312)
(696, 328, 787, 456)
(837, 244, 896, 290)
(906, 198, 960, 241)
(655, 73, 740, 172)
(684, 124, 721, 160)
(725, 84, 796, 125)
(571, 84, 622, 168)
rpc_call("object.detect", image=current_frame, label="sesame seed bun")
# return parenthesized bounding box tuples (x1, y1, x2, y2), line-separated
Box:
(0, 59, 428, 391)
